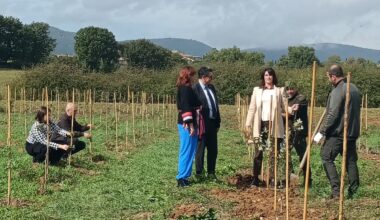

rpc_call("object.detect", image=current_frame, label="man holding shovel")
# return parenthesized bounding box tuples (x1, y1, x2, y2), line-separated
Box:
(314, 64, 361, 199)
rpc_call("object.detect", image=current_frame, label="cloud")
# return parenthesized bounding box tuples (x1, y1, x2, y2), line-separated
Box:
(1, 0, 380, 49)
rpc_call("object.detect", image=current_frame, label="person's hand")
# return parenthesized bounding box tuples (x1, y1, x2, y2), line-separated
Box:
(313, 132, 324, 144)
(83, 132, 92, 139)
(292, 104, 299, 111)
(58, 144, 69, 151)
(189, 124, 195, 136)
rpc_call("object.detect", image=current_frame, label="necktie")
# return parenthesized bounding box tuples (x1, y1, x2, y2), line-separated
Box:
(205, 86, 217, 118)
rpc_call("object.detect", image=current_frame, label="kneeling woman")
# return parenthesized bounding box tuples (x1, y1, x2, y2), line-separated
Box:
(26, 106, 71, 164)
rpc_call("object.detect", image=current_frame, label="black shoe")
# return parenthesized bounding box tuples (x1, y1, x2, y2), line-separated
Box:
(184, 179, 191, 185)
(177, 179, 190, 188)
(251, 176, 260, 187)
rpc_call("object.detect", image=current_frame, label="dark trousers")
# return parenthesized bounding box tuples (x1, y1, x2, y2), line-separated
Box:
(292, 134, 312, 182)
(253, 121, 282, 179)
(195, 119, 218, 175)
(321, 137, 359, 196)
(25, 140, 86, 164)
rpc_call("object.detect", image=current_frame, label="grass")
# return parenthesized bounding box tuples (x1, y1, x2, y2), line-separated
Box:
(0, 101, 379, 219)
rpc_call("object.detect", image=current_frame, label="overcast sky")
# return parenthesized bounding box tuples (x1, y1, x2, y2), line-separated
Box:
(1, 0, 380, 49)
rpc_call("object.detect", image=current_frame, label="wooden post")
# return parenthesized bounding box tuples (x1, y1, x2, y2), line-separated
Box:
(7, 85, 12, 206)
(339, 73, 351, 220)
(23, 88, 27, 139)
(358, 95, 364, 149)
(299, 109, 326, 170)
(43, 87, 50, 193)
(285, 97, 290, 220)
(365, 93, 368, 130)
(132, 92, 136, 145)
(105, 92, 109, 145)
(273, 106, 278, 213)
(266, 95, 273, 188)
(68, 89, 75, 166)
(303, 61, 317, 220)
(89, 89, 93, 157)
(365, 93, 368, 153)
(114, 91, 118, 151)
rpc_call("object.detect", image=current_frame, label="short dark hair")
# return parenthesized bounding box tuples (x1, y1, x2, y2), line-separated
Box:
(328, 65, 344, 77)
(35, 106, 50, 123)
(260, 67, 278, 87)
(198, 66, 213, 78)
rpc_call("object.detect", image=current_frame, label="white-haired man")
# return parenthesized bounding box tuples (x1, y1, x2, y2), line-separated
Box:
(51, 103, 92, 160)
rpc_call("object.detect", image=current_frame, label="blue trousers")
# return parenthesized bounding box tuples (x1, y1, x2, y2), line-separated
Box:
(176, 124, 198, 180)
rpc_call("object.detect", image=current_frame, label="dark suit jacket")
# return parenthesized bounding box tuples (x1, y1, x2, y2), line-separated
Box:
(51, 113, 89, 143)
(193, 82, 221, 128)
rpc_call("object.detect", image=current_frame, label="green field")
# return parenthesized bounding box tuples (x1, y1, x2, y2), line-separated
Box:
(0, 98, 379, 219)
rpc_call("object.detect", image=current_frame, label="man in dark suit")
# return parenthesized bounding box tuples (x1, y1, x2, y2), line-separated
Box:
(193, 67, 221, 180)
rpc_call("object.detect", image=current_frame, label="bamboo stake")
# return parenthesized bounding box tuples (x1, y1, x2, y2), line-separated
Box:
(99, 91, 103, 124)
(165, 95, 168, 129)
(24, 88, 27, 139)
(43, 87, 50, 193)
(303, 61, 317, 220)
(68, 89, 75, 166)
(339, 73, 351, 220)
(358, 95, 364, 149)
(285, 97, 290, 220)
(299, 109, 326, 170)
(89, 89, 93, 157)
(365, 93, 368, 153)
(365, 93, 368, 130)
(151, 94, 155, 134)
(105, 92, 109, 145)
(131, 92, 136, 144)
(7, 85, 12, 206)
(146, 93, 149, 134)
(84, 90, 87, 122)
(273, 106, 278, 213)
(267, 95, 273, 188)
(114, 91, 118, 151)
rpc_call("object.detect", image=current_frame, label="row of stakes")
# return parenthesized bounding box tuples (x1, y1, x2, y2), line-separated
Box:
(2, 86, 178, 206)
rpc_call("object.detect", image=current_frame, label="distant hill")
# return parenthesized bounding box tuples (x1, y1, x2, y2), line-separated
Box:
(49, 26, 75, 55)
(48, 26, 380, 62)
(246, 43, 380, 62)
(49, 26, 214, 57)
(147, 38, 213, 57)
(119, 38, 214, 57)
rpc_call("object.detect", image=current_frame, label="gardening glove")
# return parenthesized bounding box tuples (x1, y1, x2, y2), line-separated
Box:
(313, 132, 324, 144)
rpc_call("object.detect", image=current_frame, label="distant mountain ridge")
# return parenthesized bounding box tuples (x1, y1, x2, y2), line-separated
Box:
(49, 26, 380, 62)
(246, 43, 380, 62)
(49, 26, 76, 55)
